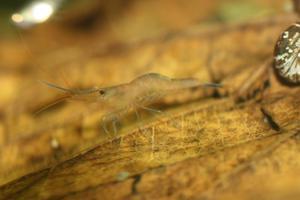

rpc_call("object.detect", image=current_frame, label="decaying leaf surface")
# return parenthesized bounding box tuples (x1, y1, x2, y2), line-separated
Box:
(1, 0, 300, 199)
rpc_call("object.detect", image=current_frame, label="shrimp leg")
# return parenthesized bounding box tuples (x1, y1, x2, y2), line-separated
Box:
(101, 113, 121, 136)
(133, 108, 148, 136)
(112, 119, 119, 135)
(101, 117, 110, 135)
(135, 103, 180, 130)
(137, 104, 163, 114)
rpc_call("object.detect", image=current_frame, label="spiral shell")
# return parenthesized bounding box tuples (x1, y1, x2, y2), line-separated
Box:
(274, 22, 300, 83)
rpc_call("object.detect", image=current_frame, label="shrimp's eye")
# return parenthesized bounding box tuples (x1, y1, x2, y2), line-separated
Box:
(99, 89, 105, 95)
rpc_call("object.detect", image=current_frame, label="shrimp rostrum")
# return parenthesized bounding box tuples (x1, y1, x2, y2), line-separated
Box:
(41, 73, 221, 134)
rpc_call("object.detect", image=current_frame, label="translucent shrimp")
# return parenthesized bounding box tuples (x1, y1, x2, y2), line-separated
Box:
(41, 73, 221, 133)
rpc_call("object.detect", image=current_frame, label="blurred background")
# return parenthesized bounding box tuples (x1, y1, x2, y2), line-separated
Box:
(1, 0, 294, 46)
(0, 0, 296, 188)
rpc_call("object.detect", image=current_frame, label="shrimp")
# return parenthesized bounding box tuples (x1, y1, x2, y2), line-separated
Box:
(41, 73, 221, 134)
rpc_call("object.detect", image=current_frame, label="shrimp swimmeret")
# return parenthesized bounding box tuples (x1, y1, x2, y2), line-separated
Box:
(41, 73, 221, 133)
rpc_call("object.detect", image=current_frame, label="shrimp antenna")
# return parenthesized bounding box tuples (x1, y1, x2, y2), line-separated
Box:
(39, 80, 99, 95)
(38, 80, 74, 93)
(34, 95, 71, 116)
(34, 80, 74, 115)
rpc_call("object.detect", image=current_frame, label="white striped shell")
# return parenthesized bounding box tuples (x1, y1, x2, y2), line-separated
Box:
(274, 23, 300, 83)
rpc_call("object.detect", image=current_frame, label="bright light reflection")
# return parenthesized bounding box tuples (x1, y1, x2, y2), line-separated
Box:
(11, 0, 58, 28)
(31, 2, 54, 23)
(11, 13, 24, 23)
